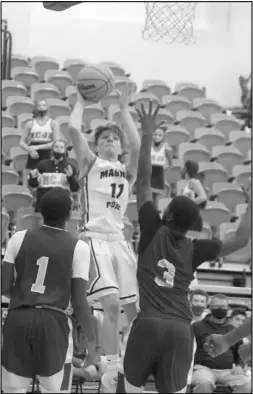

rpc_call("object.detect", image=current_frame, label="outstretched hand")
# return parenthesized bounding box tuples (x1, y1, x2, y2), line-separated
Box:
(136, 100, 163, 136)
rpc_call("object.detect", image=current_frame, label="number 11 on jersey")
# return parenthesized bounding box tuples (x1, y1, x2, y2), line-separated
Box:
(31, 256, 49, 294)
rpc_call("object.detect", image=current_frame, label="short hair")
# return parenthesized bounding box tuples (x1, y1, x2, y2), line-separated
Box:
(94, 122, 125, 149)
(190, 289, 209, 302)
(163, 195, 200, 233)
(210, 293, 228, 305)
(39, 187, 72, 227)
(52, 139, 67, 149)
(230, 308, 247, 320)
(185, 160, 199, 178)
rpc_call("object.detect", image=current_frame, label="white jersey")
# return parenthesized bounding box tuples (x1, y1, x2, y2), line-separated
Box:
(151, 144, 168, 168)
(30, 118, 54, 144)
(83, 157, 129, 234)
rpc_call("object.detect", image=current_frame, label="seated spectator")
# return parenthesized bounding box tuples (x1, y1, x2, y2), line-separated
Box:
(72, 309, 106, 381)
(192, 293, 251, 393)
(229, 308, 247, 329)
(19, 99, 60, 171)
(190, 289, 209, 323)
(29, 140, 79, 211)
(181, 160, 207, 232)
(150, 126, 173, 208)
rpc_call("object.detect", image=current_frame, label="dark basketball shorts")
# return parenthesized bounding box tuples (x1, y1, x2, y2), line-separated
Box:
(123, 314, 194, 393)
(2, 307, 73, 392)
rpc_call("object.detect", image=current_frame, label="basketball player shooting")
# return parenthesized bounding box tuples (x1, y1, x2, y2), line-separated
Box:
(1, 188, 98, 393)
(121, 102, 251, 394)
(68, 87, 140, 392)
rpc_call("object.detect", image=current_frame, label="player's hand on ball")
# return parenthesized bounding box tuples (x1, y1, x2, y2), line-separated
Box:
(77, 91, 100, 107)
(65, 164, 73, 178)
(136, 100, 163, 136)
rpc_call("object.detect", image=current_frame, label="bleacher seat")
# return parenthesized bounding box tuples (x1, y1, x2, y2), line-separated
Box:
(11, 66, 40, 89)
(2, 130, 22, 157)
(212, 182, 245, 212)
(229, 130, 251, 157)
(10, 146, 28, 172)
(156, 108, 173, 125)
(2, 111, 15, 128)
(11, 54, 29, 69)
(165, 125, 190, 146)
(46, 98, 71, 118)
(142, 79, 168, 89)
(21, 213, 44, 231)
(176, 110, 206, 138)
(16, 207, 35, 231)
(103, 63, 126, 77)
(187, 222, 212, 240)
(133, 92, 160, 110)
(31, 83, 61, 102)
(55, 116, 72, 145)
(165, 159, 183, 183)
(82, 104, 106, 128)
(162, 95, 192, 117)
(114, 78, 137, 96)
(145, 83, 171, 100)
(63, 58, 86, 84)
(108, 105, 138, 124)
(178, 142, 211, 163)
(2, 211, 10, 244)
(175, 82, 200, 91)
(90, 119, 112, 130)
(2, 185, 33, 214)
(198, 162, 229, 189)
(210, 114, 242, 140)
(2, 168, 19, 185)
(31, 56, 59, 81)
(193, 98, 223, 123)
(194, 127, 225, 151)
(102, 90, 122, 109)
(2, 80, 27, 108)
(232, 164, 251, 187)
(202, 201, 230, 227)
(6, 96, 34, 119)
(17, 113, 33, 129)
(45, 69, 73, 97)
(175, 85, 205, 103)
(235, 203, 247, 218)
(211, 145, 243, 175)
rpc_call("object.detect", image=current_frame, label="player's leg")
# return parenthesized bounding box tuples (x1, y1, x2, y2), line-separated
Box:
(2, 309, 34, 393)
(155, 319, 194, 393)
(32, 309, 73, 392)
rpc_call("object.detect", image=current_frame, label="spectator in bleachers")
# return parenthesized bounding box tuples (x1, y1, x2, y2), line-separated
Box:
(181, 160, 207, 231)
(192, 293, 251, 393)
(151, 126, 173, 208)
(229, 308, 247, 329)
(190, 289, 209, 323)
(19, 99, 60, 171)
(29, 140, 79, 211)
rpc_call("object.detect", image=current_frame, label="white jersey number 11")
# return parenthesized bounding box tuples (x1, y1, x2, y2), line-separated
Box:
(31, 256, 49, 294)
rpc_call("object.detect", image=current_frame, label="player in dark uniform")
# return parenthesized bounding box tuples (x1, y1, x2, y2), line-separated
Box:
(120, 102, 251, 393)
(2, 188, 98, 393)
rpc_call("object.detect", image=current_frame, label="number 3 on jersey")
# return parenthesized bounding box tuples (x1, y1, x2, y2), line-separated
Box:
(155, 259, 175, 288)
(31, 256, 49, 294)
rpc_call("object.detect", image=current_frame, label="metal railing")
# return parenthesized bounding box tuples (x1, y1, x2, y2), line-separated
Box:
(2, 19, 12, 80)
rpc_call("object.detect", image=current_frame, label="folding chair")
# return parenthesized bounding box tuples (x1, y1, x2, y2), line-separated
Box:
(162, 95, 192, 117)
(31, 56, 59, 81)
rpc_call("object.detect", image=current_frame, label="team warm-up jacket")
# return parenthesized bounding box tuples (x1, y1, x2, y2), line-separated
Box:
(29, 157, 80, 210)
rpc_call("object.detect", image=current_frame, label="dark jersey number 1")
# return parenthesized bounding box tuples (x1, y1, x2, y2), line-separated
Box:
(111, 183, 124, 199)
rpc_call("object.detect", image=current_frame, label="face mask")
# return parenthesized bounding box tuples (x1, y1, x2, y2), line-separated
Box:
(37, 110, 47, 117)
(154, 141, 162, 147)
(53, 152, 64, 160)
(211, 308, 227, 319)
(192, 305, 205, 316)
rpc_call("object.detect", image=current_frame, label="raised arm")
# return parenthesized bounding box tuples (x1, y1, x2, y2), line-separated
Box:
(136, 102, 161, 210)
(118, 88, 140, 185)
(68, 93, 95, 179)
(218, 187, 251, 258)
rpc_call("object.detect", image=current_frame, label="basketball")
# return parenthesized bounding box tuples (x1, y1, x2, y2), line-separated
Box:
(77, 64, 115, 102)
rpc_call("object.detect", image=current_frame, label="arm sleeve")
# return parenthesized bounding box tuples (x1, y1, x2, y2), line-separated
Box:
(3, 231, 27, 264)
(192, 239, 222, 272)
(72, 240, 90, 280)
(138, 201, 162, 253)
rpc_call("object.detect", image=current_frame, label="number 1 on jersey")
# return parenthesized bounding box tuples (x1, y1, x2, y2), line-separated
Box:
(111, 183, 124, 198)
(31, 256, 49, 294)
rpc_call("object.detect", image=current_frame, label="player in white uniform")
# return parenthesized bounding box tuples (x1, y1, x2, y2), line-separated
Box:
(68, 90, 140, 392)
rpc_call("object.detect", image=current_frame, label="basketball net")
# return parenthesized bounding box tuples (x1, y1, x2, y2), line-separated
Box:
(142, 2, 197, 45)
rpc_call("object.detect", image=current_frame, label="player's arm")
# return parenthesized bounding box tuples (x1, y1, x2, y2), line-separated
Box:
(226, 318, 252, 347)
(119, 90, 141, 185)
(68, 93, 96, 179)
(190, 179, 207, 205)
(19, 121, 34, 152)
(1, 232, 24, 298)
(71, 240, 96, 343)
(35, 119, 60, 150)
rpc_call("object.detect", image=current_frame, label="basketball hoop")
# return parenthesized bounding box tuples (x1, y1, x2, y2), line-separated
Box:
(142, 2, 198, 45)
